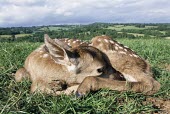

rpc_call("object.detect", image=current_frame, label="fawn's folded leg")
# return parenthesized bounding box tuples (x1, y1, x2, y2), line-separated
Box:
(76, 76, 160, 97)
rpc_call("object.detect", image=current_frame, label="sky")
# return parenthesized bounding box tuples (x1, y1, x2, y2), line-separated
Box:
(0, 0, 170, 27)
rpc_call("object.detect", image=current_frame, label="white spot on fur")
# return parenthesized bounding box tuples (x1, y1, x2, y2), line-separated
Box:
(129, 54, 133, 57)
(98, 39, 101, 42)
(104, 39, 109, 43)
(73, 41, 76, 43)
(110, 50, 116, 53)
(118, 46, 123, 49)
(109, 40, 114, 44)
(43, 54, 49, 58)
(123, 73, 137, 82)
(68, 43, 71, 46)
(39, 50, 43, 53)
(133, 54, 139, 58)
(66, 64, 76, 72)
(89, 43, 93, 46)
(119, 51, 127, 54)
(115, 43, 119, 47)
(124, 48, 127, 51)
(115, 46, 119, 50)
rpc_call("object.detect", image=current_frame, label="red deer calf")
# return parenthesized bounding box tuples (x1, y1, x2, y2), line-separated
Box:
(15, 35, 121, 95)
(57, 35, 160, 96)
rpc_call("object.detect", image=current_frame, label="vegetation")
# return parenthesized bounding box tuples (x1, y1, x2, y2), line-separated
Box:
(0, 23, 170, 113)
(0, 23, 170, 42)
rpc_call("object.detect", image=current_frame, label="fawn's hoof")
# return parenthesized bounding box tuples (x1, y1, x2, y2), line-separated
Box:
(75, 91, 85, 98)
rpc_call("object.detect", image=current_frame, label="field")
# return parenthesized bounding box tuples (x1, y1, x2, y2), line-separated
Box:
(0, 34, 32, 38)
(117, 32, 155, 37)
(0, 38, 170, 113)
(106, 25, 147, 31)
(0, 35, 11, 38)
(15, 34, 32, 38)
(39, 26, 73, 31)
(106, 25, 166, 38)
(118, 32, 145, 37)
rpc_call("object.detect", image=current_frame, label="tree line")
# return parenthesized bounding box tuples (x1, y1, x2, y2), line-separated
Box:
(0, 23, 170, 42)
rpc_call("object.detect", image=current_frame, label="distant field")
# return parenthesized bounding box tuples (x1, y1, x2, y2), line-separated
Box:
(118, 32, 155, 37)
(106, 25, 159, 31)
(106, 25, 167, 38)
(0, 35, 11, 38)
(39, 26, 71, 31)
(160, 31, 166, 35)
(15, 34, 32, 38)
(145, 25, 158, 28)
(106, 25, 146, 31)
(0, 34, 32, 38)
(165, 37, 170, 39)
(118, 32, 145, 37)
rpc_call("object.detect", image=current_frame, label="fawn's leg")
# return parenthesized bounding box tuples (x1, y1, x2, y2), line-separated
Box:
(30, 79, 75, 95)
(54, 85, 79, 95)
(30, 79, 65, 94)
(15, 67, 30, 82)
(76, 76, 160, 97)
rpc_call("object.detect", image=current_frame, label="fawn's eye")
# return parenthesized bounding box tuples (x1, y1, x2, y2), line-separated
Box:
(97, 67, 104, 73)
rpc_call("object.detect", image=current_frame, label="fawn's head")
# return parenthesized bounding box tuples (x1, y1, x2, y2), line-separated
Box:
(44, 34, 115, 77)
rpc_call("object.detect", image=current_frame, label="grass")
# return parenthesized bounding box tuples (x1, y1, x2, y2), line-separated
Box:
(0, 39, 170, 113)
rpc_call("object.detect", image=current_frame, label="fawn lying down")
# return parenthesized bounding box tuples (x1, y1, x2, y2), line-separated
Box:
(57, 35, 160, 96)
(15, 34, 122, 95)
(15, 35, 160, 96)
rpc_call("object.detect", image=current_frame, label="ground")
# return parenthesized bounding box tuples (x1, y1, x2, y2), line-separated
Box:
(0, 38, 170, 113)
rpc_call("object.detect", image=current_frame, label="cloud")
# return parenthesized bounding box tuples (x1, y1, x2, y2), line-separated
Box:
(0, 0, 170, 27)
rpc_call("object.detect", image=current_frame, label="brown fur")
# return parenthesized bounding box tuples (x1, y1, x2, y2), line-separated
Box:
(58, 35, 160, 95)
(15, 34, 119, 95)
(77, 36, 160, 95)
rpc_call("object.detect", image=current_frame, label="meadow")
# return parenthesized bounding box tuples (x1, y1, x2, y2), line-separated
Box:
(39, 26, 75, 31)
(0, 38, 170, 113)
(106, 25, 146, 31)
(0, 34, 32, 38)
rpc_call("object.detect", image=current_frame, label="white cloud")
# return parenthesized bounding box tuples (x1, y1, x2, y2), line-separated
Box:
(0, 0, 170, 27)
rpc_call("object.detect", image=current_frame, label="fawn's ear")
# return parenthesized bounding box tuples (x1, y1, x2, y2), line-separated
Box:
(44, 34, 76, 66)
